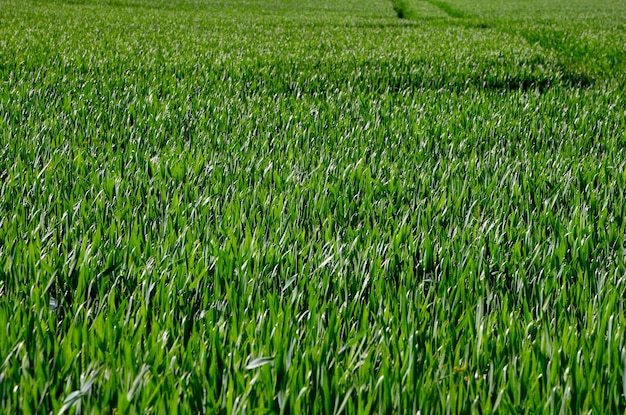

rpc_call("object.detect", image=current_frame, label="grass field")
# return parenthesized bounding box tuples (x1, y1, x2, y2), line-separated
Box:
(1, 0, 626, 412)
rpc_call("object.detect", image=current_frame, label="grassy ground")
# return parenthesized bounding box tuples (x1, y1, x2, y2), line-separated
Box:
(1, 0, 625, 413)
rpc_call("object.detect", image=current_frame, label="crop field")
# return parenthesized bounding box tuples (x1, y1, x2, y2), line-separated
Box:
(1, 0, 626, 412)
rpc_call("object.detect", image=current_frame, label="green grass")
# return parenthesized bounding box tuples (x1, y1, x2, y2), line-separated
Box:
(1, 0, 626, 413)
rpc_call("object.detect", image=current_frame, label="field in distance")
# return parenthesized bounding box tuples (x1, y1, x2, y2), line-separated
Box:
(1, 0, 625, 413)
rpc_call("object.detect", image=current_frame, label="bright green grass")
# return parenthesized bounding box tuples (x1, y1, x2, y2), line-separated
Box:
(1, 0, 626, 413)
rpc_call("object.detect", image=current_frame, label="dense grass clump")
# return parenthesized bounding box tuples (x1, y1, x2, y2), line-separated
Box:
(391, 0, 412, 19)
(1, 0, 625, 413)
